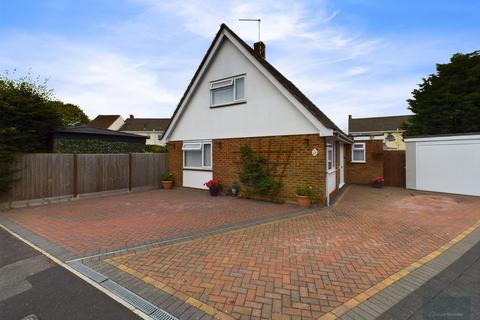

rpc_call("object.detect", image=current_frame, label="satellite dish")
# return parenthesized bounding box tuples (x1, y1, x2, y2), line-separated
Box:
(386, 133, 396, 141)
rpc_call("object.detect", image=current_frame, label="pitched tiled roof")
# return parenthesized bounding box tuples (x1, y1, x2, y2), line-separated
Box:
(120, 118, 171, 132)
(349, 115, 412, 133)
(162, 23, 347, 139)
(54, 126, 146, 139)
(89, 115, 122, 129)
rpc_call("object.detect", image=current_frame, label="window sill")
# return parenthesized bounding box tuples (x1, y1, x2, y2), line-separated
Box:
(351, 161, 366, 164)
(210, 100, 246, 109)
(183, 167, 212, 172)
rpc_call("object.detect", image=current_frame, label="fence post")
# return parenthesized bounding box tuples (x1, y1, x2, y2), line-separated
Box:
(128, 153, 132, 192)
(73, 153, 78, 197)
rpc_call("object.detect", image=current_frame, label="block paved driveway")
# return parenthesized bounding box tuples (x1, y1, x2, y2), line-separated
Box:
(100, 186, 480, 320)
(1, 188, 299, 258)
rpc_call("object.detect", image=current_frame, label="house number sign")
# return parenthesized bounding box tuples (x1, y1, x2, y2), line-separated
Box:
(311, 148, 318, 157)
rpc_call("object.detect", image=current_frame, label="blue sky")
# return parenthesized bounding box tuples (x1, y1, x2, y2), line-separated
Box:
(1, 0, 479, 129)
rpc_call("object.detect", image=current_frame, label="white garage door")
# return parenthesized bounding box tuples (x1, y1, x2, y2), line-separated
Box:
(406, 135, 480, 196)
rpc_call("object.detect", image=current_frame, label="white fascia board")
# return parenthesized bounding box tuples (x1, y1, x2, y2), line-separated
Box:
(223, 32, 332, 136)
(353, 135, 383, 141)
(405, 134, 480, 142)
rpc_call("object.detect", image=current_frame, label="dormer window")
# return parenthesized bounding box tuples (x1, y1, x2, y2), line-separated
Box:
(210, 75, 246, 107)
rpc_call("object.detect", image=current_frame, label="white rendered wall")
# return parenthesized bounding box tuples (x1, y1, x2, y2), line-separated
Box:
(183, 170, 212, 190)
(170, 39, 319, 141)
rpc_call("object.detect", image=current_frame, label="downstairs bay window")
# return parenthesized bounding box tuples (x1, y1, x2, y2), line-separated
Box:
(182, 141, 212, 169)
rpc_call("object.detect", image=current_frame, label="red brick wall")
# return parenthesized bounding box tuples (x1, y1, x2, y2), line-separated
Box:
(167, 141, 183, 187)
(345, 140, 383, 185)
(168, 134, 327, 203)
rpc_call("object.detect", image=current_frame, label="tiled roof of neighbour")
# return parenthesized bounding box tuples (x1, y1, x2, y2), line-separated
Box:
(349, 115, 412, 133)
(54, 126, 146, 139)
(162, 23, 348, 140)
(89, 115, 122, 129)
(120, 118, 171, 132)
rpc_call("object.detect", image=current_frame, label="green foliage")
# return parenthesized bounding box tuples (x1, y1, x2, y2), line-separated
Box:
(296, 186, 315, 198)
(404, 51, 480, 136)
(49, 100, 90, 127)
(53, 138, 144, 154)
(239, 145, 282, 200)
(145, 145, 168, 153)
(160, 172, 174, 182)
(0, 72, 64, 191)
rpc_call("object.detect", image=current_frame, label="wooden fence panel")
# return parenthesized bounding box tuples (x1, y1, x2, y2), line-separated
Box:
(77, 154, 129, 194)
(131, 153, 168, 188)
(1, 153, 73, 202)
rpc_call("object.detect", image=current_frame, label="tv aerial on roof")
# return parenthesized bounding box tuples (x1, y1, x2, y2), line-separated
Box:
(238, 18, 261, 42)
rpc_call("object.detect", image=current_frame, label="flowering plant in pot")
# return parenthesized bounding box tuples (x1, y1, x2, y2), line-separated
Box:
(371, 176, 384, 188)
(160, 173, 174, 189)
(296, 186, 315, 208)
(204, 178, 223, 196)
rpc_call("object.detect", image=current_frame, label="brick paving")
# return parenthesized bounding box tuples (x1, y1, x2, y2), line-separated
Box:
(2, 188, 299, 256)
(105, 186, 480, 320)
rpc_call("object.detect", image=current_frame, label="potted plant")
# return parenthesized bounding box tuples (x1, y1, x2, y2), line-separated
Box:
(204, 178, 223, 196)
(371, 176, 384, 188)
(296, 186, 315, 208)
(160, 173, 174, 189)
(231, 181, 240, 196)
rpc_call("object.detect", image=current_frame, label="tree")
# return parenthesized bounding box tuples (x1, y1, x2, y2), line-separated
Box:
(404, 51, 480, 136)
(0, 73, 64, 191)
(49, 100, 90, 127)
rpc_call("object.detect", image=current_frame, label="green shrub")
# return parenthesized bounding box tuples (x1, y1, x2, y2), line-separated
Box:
(296, 186, 315, 198)
(160, 172, 174, 182)
(239, 145, 282, 200)
(145, 145, 167, 153)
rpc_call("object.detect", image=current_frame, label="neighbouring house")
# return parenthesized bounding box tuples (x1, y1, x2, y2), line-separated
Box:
(119, 115, 171, 145)
(346, 115, 411, 186)
(348, 115, 411, 150)
(89, 115, 125, 130)
(50, 126, 146, 153)
(161, 23, 352, 204)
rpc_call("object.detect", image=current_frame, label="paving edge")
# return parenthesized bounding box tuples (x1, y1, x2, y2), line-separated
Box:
(0, 223, 154, 320)
(318, 219, 480, 320)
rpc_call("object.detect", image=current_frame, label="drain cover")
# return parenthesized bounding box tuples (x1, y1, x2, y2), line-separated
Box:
(67, 261, 108, 283)
(102, 280, 157, 315)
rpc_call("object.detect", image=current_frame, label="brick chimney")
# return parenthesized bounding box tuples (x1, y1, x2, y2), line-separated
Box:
(253, 41, 266, 59)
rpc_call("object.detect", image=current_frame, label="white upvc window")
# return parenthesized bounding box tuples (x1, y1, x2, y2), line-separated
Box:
(327, 142, 335, 172)
(182, 141, 212, 169)
(210, 75, 246, 107)
(352, 143, 366, 163)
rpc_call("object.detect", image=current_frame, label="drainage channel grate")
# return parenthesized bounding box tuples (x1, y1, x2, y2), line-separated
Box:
(102, 280, 178, 320)
(67, 261, 108, 283)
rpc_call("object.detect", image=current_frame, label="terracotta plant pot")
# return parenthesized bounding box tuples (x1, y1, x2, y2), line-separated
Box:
(162, 181, 173, 189)
(296, 195, 311, 208)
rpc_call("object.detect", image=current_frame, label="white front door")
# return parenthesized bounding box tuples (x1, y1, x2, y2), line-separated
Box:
(339, 143, 345, 188)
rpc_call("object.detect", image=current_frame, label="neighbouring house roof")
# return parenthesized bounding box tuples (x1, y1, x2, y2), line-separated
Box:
(89, 115, 122, 129)
(162, 23, 350, 142)
(348, 115, 412, 134)
(54, 126, 146, 140)
(120, 118, 171, 132)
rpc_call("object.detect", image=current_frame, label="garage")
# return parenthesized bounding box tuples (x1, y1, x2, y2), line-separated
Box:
(405, 133, 480, 196)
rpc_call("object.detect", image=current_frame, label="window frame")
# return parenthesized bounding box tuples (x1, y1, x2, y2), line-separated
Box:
(326, 142, 336, 173)
(182, 140, 212, 170)
(210, 74, 246, 108)
(351, 142, 366, 163)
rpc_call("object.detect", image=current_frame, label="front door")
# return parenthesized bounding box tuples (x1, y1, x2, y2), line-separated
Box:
(339, 143, 345, 188)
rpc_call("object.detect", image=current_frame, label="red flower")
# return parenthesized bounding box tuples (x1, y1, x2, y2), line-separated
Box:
(204, 178, 222, 188)
(371, 176, 384, 184)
